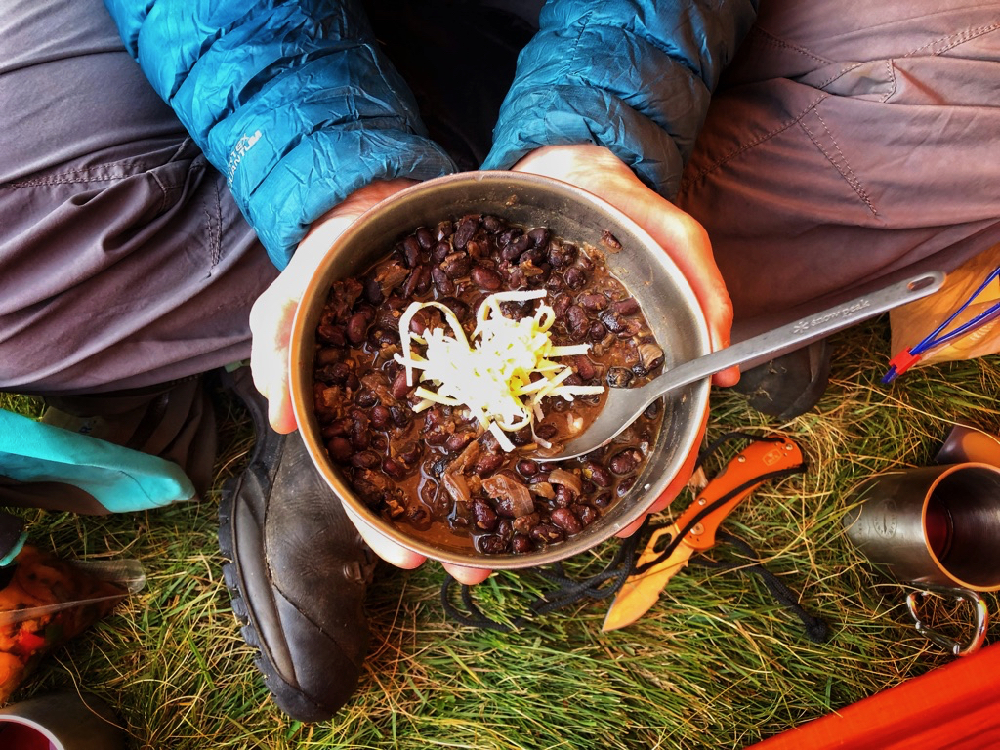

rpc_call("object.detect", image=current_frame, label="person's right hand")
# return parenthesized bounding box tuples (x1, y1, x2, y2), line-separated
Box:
(247, 177, 492, 586)
(249, 179, 415, 435)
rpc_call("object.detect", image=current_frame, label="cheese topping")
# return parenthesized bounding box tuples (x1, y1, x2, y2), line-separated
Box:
(395, 290, 604, 451)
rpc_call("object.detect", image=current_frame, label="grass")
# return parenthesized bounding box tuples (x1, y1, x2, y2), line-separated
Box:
(5, 316, 999, 749)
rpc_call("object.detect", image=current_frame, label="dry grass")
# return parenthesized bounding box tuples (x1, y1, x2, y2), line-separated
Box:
(5, 316, 999, 749)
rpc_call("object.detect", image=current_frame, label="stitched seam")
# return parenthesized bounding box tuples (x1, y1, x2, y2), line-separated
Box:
(799, 112, 878, 217)
(210, 182, 222, 268)
(903, 22, 1000, 58)
(682, 94, 828, 187)
(750, 26, 831, 66)
(3, 159, 151, 188)
(881, 60, 898, 103)
(814, 62, 865, 91)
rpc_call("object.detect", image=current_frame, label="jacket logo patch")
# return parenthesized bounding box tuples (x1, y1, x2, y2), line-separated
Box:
(227, 130, 262, 186)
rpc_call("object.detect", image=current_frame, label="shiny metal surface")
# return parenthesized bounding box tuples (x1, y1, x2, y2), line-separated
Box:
(548, 271, 945, 460)
(288, 171, 712, 568)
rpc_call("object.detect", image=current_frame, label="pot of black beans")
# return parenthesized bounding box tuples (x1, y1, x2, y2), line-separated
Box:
(289, 172, 712, 569)
(311, 210, 668, 556)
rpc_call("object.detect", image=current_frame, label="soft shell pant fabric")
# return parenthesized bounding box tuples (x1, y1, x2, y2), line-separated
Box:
(676, 0, 1000, 334)
(0, 0, 997, 525)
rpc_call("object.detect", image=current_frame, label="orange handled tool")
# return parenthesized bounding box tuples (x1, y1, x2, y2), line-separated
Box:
(603, 436, 805, 632)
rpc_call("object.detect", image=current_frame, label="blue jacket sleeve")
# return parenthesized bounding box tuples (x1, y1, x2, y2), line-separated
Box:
(482, 0, 758, 199)
(103, 0, 458, 269)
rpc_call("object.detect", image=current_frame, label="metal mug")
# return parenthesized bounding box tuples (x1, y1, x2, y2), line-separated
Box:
(843, 461, 1000, 593)
(844, 441, 1000, 656)
(0, 691, 126, 750)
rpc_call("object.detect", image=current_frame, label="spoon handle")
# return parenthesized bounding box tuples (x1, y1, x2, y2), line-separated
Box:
(651, 270, 945, 398)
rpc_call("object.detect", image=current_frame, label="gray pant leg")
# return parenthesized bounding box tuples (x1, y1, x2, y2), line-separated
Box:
(0, 0, 279, 395)
(677, 0, 1000, 331)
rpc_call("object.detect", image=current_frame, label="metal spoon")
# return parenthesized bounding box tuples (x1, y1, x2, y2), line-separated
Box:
(541, 271, 945, 461)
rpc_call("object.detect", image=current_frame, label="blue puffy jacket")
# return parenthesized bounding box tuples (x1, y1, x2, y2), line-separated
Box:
(104, 0, 757, 269)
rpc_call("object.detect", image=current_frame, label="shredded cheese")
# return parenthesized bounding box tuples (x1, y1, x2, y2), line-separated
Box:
(395, 290, 604, 451)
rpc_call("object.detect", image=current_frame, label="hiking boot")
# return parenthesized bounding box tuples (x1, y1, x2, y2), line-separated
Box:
(732, 339, 832, 420)
(219, 368, 375, 722)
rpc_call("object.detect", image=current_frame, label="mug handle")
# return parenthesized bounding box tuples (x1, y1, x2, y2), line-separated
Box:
(906, 587, 989, 657)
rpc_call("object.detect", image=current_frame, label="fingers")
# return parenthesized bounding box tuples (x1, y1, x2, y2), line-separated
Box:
(442, 563, 493, 585)
(248, 178, 417, 432)
(513, 145, 737, 386)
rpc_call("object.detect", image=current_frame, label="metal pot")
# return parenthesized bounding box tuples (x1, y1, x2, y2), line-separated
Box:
(289, 171, 711, 568)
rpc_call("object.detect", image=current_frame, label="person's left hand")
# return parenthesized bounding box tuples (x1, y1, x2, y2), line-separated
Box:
(513, 145, 737, 535)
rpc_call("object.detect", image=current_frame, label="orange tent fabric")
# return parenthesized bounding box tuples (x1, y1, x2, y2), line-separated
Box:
(746, 643, 1000, 749)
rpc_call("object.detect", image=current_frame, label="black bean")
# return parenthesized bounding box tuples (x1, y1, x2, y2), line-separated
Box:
(315, 361, 351, 385)
(326, 437, 353, 463)
(471, 498, 499, 532)
(396, 441, 422, 466)
(390, 405, 412, 428)
(391, 370, 411, 399)
(453, 215, 479, 249)
(550, 508, 583, 534)
(554, 485, 575, 508)
(445, 432, 476, 453)
(564, 266, 588, 289)
(566, 305, 589, 338)
(415, 265, 432, 294)
(400, 268, 422, 298)
(547, 241, 578, 268)
(616, 475, 637, 498)
(346, 313, 370, 344)
(530, 524, 565, 545)
(477, 534, 510, 555)
(355, 390, 378, 408)
(432, 267, 455, 294)
(516, 460, 538, 478)
(351, 451, 380, 469)
(473, 453, 505, 477)
(582, 461, 612, 487)
(574, 355, 596, 381)
(527, 227, 550, 248)
(402, 236, 422, 268)
(612, 297, 641, 316)
(441, 252, 472, 279)
(415, 226, 435, 250)
(576, 505, 599, 527)
(482, 215, 503, 233)
(501, 233, 530, 262)
(601, 230, 622, 251)
(578, 293, 608, 311)
(599, 310, 626, 333)
(370, 404, 391, 428)
(363, 275, 385, 305)
(382, 458, 406, 479)
(512, 534, 533, 554)
(587, 321, 608, 342)
(431, 240, 451, 264)
(534, 423, 558, 441)
(471, 266, 503, 290)
(609, 448, 642, 476)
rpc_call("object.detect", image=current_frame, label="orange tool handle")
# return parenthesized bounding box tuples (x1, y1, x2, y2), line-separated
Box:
(676, 437, 804, 551)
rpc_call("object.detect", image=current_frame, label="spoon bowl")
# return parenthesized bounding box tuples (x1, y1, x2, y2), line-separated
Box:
(543, 271, 946, 461)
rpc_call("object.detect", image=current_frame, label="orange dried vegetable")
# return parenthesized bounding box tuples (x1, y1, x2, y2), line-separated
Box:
(0, 545, 126, 704)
